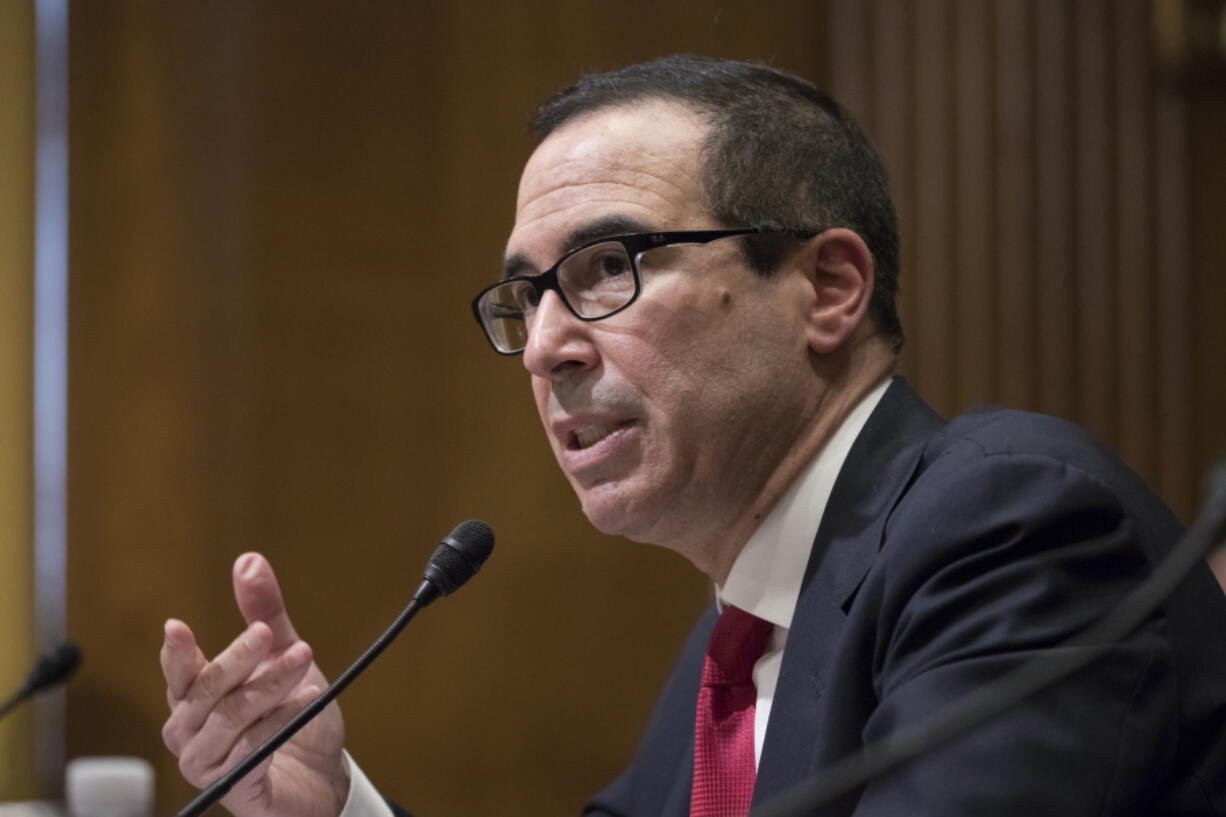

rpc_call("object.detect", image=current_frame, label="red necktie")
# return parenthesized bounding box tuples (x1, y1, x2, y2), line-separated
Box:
(689, 605, 773, 817)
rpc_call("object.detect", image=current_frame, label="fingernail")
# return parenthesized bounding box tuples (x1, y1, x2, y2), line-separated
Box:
(238, 553, 260, 580)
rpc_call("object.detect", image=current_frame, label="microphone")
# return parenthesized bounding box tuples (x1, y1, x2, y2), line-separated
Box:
(416, 518, 495, 605)
(176, 519, 495, 817)
(0, 641, 82, 721)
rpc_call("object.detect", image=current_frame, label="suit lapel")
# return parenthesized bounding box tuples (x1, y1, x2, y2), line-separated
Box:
(752, 378, 941, 803)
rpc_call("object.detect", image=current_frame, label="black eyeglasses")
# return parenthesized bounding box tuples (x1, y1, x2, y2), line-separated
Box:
(471, 228, 812, 355)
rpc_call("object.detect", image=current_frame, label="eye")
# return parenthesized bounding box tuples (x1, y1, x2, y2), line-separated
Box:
(594, 250, 630, 278)
(485, 279, 539, 321)
(487, 302, 525, 321)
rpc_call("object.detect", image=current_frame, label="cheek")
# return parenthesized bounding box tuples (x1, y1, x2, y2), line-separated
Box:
(628, 356, 717, 467)
(611, 308, 742, 428)
(530, 379, 556, 439)
(530, 376, 548, 406)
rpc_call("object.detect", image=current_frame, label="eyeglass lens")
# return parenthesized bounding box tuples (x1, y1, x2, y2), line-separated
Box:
(479, 240, 639, 352)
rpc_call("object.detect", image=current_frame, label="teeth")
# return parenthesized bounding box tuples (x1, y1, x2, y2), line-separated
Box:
(575, 425, 616, 450)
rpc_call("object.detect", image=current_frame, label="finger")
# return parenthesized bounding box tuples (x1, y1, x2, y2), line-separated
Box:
(162, 619, 207, 707)
(232, 553, 299, 649)
(177, 641, 315, 780)
(212, 683, 326, 809)
(206, 640, 314, 743)
(169, 622, 273, 740)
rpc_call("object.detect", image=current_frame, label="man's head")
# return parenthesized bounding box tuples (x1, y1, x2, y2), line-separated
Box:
(530, 54, 902, 351)
(493, 57, 899, 579)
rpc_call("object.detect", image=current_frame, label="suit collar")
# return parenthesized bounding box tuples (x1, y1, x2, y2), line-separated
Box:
(801, 376, 942, 609)
(720, 378, 892, 630)
(753, 377, 942, 803)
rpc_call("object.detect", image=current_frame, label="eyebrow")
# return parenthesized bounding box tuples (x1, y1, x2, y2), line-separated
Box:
(501, 214, 655, 280)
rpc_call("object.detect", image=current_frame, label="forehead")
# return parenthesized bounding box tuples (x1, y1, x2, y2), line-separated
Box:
(509, 101, 712, 260)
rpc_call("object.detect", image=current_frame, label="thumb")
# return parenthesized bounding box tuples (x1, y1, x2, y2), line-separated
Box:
(232, 552, 300, 648)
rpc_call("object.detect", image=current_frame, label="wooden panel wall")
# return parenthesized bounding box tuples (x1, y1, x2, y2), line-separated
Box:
(0, 0, 36, 801)
(64, 3, 825, 815)
(828, 0, 1221, 523)
(61, 1, 1226, 814)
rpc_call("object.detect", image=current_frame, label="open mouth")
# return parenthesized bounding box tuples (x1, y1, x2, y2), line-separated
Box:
(568, 420, 634, 451)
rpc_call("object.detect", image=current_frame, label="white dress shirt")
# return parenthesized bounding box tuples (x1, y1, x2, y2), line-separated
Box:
(340, 378, 891, 815)
(717, 377, 889, 766)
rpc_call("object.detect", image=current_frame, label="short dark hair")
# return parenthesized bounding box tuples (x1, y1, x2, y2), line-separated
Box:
(530, 54, 903, 352)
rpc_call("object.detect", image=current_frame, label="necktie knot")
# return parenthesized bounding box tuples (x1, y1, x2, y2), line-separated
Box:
(702, 605, 773, 687)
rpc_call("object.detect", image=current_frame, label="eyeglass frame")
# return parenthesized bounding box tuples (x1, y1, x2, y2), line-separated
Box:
(470, 227, 817, 355)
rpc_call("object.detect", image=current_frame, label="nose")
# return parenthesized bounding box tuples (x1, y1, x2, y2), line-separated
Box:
(522, 290, 599, 379)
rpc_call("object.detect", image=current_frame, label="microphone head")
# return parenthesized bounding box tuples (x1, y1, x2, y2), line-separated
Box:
(26, 641, 82, 695)
(421, 519, 494, 599)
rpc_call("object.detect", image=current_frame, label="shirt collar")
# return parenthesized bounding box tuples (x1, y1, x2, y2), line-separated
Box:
(717, 378, 891, 629)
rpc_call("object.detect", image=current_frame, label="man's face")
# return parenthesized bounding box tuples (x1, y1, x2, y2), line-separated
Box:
(505, 102, 820, 556)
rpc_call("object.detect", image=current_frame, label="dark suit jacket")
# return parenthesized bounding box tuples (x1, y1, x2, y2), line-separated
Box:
(585, 378, 1226, 817)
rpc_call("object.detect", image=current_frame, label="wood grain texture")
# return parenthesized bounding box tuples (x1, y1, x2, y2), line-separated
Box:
(953, 0, 996, 408)
(61, 3, 1226, 814)
(994, 0, 1037, 410)
(827, 0, 1218, 524)
(1034, 0, 1076, 420)
(65, 3, 824, 815)
(913, 0, 955, 410)
(1115, 0, 1157, 481)
(1074, 0, 1120, 442)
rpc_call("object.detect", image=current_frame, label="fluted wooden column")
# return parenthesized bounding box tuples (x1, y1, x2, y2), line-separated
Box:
(829, 0, 1199, 518)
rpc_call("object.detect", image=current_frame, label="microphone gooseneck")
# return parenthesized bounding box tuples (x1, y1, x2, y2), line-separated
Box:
(25, 641, 82, 695)
(0, 641, 83, 721)
(177, 519, 495, 817)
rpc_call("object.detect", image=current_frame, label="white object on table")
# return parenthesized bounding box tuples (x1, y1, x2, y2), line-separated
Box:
(65, 757, 153, 817)
(0, 803, 65, 817)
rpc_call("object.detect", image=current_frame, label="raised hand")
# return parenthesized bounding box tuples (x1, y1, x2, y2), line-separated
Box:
(161, 553, 349, 817)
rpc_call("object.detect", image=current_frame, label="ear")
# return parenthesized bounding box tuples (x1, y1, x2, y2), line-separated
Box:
(796, 228, 875, 355)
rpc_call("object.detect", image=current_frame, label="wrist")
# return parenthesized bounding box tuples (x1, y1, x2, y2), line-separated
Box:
(326, 752, 353, 817)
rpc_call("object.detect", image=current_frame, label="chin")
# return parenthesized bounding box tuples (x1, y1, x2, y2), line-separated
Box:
(577, 483, 684, 548)
(579, 497, 636, 538)
(577, 484, 650, 541)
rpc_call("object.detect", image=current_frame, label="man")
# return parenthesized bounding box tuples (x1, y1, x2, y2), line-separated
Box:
(160, 56, 1226, 817)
